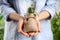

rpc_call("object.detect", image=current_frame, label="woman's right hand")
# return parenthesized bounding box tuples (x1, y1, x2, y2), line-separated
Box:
(18, 16, 29, 37)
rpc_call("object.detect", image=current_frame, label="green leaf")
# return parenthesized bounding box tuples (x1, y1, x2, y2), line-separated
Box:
(51, 12, 60, 40)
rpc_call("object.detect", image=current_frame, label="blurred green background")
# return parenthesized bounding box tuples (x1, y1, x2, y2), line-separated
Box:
(0, 1, 60, 40)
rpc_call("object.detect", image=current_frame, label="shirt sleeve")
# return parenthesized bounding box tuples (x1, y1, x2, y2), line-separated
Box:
(41, 0, 58, 19)
(0, 0, 16, 21)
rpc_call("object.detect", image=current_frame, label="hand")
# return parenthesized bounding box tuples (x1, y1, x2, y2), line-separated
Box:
(18, 16, 29, 37)
(28, 32, 39, 37)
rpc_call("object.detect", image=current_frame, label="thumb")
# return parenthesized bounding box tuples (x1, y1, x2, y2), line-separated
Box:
(18, 19, 23, 32)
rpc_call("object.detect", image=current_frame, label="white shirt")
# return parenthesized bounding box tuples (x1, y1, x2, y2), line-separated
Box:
(18, 0, 36, 16)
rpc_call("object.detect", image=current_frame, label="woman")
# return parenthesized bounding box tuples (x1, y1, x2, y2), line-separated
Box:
(0, 0, 57, 40)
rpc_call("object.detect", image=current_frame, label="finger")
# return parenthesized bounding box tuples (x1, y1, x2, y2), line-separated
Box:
(29, 32, 35, 37)
(18, 19, 23, 32)
(18, 19, 23, 27)
(29, 33, 32, 36)
(20, 30, 29, 37)
(33, 32, 39, 36)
